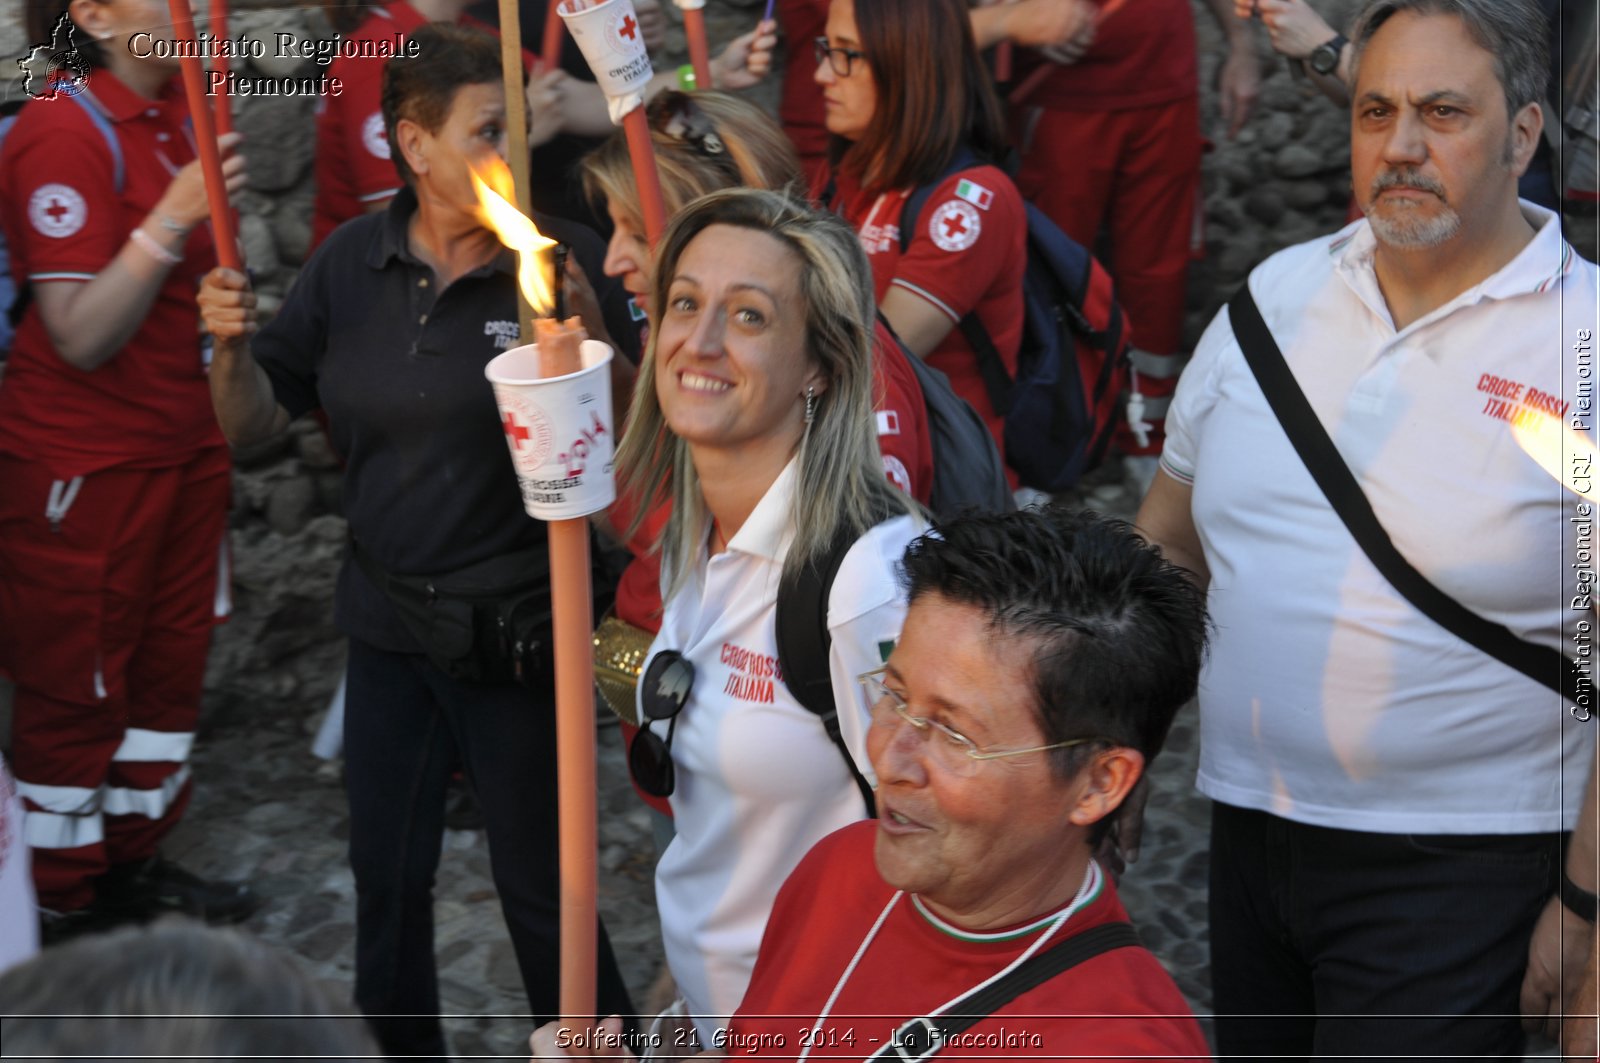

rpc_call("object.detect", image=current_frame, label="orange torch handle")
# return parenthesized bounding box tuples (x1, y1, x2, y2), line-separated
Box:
(552, 515, 599, 1024)
(683, 7, 714, 92)
(623, 106, 669, 245)
(542, 0, 566, 72)
(167, 0, 240, 270)
(210, 0, 233, 136)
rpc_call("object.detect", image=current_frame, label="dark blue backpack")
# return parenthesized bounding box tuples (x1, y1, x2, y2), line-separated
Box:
(901, 156, 1131, 493)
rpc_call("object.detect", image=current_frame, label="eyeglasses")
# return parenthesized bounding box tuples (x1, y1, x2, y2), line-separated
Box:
(647, 90, 729, 160)
(629, 650, 695, 798)
(858, 667, 1104, 778)
(813, 37, 865, 78)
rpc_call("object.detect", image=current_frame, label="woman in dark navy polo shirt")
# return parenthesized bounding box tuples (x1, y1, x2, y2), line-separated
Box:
(197, 24, 634, 1061)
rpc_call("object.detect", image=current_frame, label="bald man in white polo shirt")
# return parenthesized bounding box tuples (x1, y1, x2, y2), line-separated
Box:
(1137, 0, 1600, 1058)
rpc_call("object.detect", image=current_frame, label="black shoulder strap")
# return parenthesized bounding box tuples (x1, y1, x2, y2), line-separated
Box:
(897, 154, 1013, 416)
(1227, 284, 1594, 708)
(874, 922, 1143, 1062)
(775, 525, 880, 816)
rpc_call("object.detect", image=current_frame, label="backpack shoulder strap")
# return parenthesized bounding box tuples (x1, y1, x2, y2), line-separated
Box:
(66, 91, 124, 194)
(874, 922, 1144, 1062)
(775, 523, 883, 817)
(1227, 283, 1593, 707)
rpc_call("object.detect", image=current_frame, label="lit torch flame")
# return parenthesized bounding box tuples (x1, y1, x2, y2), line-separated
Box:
(1510, 406, 1599, 498)
(470, 155, 558, 316)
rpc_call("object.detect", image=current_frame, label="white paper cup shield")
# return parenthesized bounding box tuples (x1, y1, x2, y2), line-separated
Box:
(486, 339, 617, 520)
(558, 0, 654, 99)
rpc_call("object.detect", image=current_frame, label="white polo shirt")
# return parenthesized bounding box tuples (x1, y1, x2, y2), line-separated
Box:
(641, 460, 924, 1038)
(1164, 203, 1598, 834)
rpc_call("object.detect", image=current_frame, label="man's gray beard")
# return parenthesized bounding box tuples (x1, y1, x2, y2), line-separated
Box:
(1366, 199, 1463, 249)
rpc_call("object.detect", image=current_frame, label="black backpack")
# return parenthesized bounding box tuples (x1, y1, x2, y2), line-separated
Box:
(899, 155, 1131, 493)
(876, 313, 1013, 519)
(773, 512, 902, 817)
(771, 331, 1017, 807)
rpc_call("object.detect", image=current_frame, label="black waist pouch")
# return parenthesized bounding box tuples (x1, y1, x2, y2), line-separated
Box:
(352, 539, 552, 685)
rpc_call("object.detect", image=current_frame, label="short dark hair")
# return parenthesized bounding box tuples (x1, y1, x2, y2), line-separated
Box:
(839, 0, 1009, 194)
(0, 919, 379, 1057)
(26, 0, 108, 69)
(1350, 0, 1550, 116)
(900, 507, 1209, 779)
(380, 22, 506, 188)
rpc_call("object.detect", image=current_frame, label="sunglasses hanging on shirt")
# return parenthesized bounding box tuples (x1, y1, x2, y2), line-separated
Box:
(629, 649, 696, 798)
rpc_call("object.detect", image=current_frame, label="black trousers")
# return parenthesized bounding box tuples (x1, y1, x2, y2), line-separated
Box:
(345, 639, 635, 1061)
(1209, 801, 1559, 1063)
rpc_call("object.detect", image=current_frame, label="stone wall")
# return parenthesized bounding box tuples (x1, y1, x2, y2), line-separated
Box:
(1190, 0, 1361, 342)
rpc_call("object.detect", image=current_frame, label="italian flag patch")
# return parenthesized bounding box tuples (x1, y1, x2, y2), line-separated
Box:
(955, 179, 993, 210)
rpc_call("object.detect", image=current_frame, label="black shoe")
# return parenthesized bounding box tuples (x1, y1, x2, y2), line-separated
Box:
(97, 856, 262, 925)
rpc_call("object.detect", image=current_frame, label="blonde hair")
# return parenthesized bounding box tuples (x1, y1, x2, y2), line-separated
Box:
(581, 91, 805, 231)
(615, 189, 919, 596)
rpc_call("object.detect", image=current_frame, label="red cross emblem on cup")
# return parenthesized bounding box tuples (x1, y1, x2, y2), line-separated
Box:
(496, 396, 554, 468)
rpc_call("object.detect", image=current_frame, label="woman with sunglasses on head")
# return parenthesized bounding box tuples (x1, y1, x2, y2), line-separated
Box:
(612, 188, 925, 1047)
(816, 0, 1026, 480)
(578, 93, 934, 675)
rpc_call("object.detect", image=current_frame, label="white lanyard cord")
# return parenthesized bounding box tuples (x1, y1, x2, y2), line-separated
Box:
(796, 861, 1102, 1063)
(794, 889, 902, 1063)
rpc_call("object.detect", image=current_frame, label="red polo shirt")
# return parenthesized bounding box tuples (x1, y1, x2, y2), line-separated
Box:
(831, 165, 1024, 464)
(0, 71, 224, 477)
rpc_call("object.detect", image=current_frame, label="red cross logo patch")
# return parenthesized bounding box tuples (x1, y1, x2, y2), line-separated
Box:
(928, 200, 980, 252)
(28, 183, 87, 239)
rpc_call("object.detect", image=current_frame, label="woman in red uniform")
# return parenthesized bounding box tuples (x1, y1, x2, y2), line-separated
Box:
(0, 0, 249, 936)
(816, 0, 1026, 473)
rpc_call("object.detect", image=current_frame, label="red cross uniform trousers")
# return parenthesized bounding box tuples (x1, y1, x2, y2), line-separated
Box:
(1012, 0, 1204, 455)
(0, 71, 230, 912)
